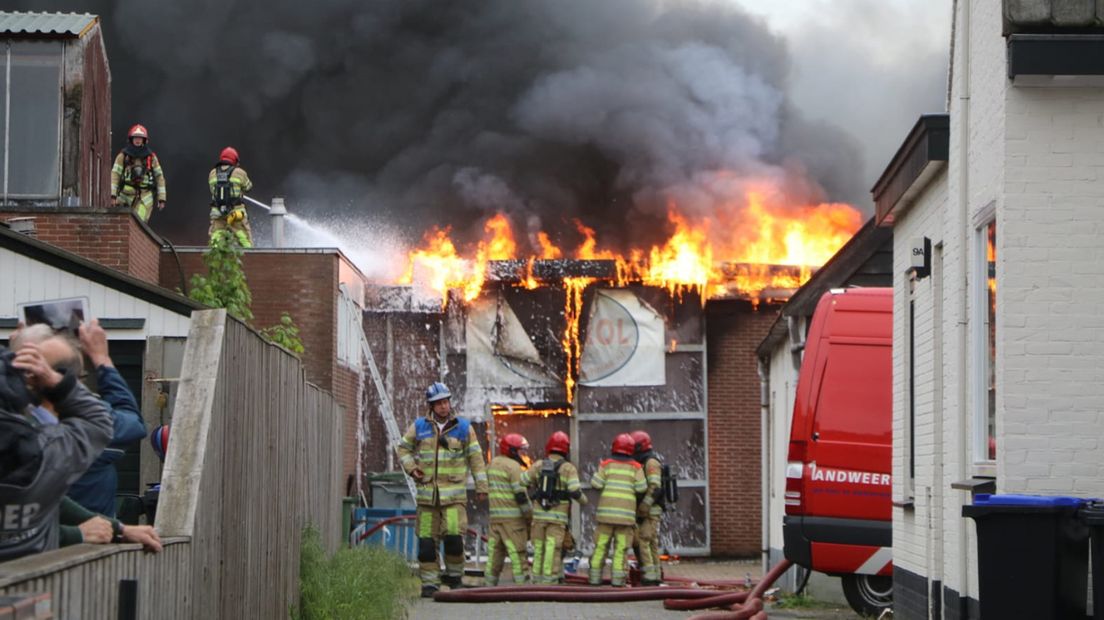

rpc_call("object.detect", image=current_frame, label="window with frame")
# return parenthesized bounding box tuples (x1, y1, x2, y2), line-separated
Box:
(2, 40, 63, 200)
(973, 219, 997, 463)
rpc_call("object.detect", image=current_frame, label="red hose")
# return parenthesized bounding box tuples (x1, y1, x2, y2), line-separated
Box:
(433, 587, 726, 603)
(664, 590, 749, 610)
(686, 597, 763, 620)
(663, 575, 757, 588)
(468, 585, 722, 595)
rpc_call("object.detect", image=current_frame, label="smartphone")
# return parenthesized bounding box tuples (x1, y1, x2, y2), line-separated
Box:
(16, 297, 90, 337)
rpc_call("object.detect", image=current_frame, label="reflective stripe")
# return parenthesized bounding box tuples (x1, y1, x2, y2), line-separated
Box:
(503, 538, 523, 577)
(445, 506, 459, 535)
(418, 511, 434, 538)
(542, 536, 557, 576)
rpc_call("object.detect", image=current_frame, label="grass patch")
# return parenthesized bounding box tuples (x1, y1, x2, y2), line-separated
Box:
(773, 591, 841, 610)
(293, 526, 418, 620)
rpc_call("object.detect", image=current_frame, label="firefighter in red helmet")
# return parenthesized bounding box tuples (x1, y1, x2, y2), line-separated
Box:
(522, 431, 587, 584)
(484, 433, 532, 586)
(630, 430, 664, 585)
(111, 124, 166, 222)
(588, 433, 647, 586)
(208, 147, 254, 248)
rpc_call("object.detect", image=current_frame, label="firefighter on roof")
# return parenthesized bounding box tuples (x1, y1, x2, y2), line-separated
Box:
(484, 433, 532, 586)
(522, 431, 587, 584)
(395, 382, 488, 598)
(587, 433, 646, 587)
(111, 124, 166, 222)
(208, 147, 253, 248)
(631, 430, 664, 585)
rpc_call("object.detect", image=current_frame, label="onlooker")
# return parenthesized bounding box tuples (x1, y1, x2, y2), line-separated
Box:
(12, 320, 147, 517)
(58, 496, 162, 553)
(0, 343, 112, 561)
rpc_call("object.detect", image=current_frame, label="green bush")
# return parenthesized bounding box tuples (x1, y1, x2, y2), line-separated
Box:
(293, 527, 417, 620)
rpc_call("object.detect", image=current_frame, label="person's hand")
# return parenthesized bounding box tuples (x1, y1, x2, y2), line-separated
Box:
(12, 343, 64, 390)
(410, 468, 425, 483)
(122, 525, 163, 552)
(78, 319, 113, 368)
(78, 517, 113, 544)
(476, 492, 488, 502)
(157, 201, 166, 211)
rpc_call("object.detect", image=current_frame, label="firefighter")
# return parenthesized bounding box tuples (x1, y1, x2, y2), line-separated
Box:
(208, 147, 253, 248)
(484, 433, 532, 586)
(111, 124, 166, 222)
(522, 431, 587, 584)
(395, 382, 488, 598)
(630, 430, 664, 585)
(587, 433, 646, 587)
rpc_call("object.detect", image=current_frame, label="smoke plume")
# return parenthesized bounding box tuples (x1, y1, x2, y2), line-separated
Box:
(18, 0, 880, 252)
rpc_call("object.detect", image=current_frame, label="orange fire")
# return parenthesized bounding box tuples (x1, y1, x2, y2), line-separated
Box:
(561, 276, 592, 404)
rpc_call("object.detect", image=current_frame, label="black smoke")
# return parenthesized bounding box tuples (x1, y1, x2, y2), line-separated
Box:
(16, 0, 868, 249)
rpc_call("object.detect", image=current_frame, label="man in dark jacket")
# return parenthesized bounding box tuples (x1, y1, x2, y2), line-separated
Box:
(0, 343, 112, 562)
(12, 321, 146, 517)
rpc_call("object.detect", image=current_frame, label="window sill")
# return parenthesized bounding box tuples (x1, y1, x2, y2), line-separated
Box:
(951, 477, 996, 495)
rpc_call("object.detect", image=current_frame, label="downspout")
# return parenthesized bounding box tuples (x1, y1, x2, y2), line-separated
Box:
(954, 0, 972, 606)
(757, 357, 770, 578)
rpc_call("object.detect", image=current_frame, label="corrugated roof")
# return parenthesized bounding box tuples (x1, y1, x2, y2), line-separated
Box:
(0, 11, 99, 37)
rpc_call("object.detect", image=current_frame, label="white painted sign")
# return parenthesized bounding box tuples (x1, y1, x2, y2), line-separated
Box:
(580, 289, 665, 387)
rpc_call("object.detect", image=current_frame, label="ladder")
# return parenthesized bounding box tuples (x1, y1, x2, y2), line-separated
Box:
(348, 296, 417, 501)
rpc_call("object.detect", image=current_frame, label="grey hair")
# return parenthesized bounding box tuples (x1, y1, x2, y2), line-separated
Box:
(11, 325, 83, 377)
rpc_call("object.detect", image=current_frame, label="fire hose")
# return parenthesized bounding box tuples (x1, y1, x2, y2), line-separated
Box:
(433, 587, 735, 603)
(668, 559, 792, 620)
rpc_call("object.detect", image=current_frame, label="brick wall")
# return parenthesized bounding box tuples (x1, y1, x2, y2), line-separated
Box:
(706, 300, 777, 557)
(332, 364, 361, 494)
(0, 208, 161, 285)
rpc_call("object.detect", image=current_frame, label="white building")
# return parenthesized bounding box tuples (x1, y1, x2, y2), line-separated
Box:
(876, 1, 1104, 617)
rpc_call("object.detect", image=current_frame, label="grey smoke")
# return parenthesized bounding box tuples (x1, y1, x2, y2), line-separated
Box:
(14, 0, 941, 251)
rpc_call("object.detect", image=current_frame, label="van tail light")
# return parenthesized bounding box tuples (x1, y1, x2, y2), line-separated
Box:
(785, 441, 807, 515)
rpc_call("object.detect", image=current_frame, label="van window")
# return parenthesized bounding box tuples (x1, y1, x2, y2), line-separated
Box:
(814, 343, 891, 443)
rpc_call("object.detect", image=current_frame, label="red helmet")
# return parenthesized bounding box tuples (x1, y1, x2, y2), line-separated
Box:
(545, 431, 570, 456)
(128, 124, 148, 140)
(630, 430, 652, 454)
(219, 146, 239, 165)
(498, 433, 529, 459)
(612, 433, 636, 457)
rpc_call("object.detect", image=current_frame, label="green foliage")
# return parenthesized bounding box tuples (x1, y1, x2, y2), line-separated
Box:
(292, 527, 417, 620)
(262, 312, 306, 355)
(189, 230, 254, 322)
(773, 591, 841, 610)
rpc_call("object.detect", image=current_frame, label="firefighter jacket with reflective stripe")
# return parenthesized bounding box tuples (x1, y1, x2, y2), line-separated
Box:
(487, 455, 528, 522)
(639, 455, 663, 517)
(111, 151, 166, 200)
(522, 454, 584, 525)
(589, 457, 646, 526)
(396, 416, 488, 506)
(207, 165, 253, 209)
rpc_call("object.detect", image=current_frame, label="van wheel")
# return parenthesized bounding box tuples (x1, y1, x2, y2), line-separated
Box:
(841, 574, 892, 616)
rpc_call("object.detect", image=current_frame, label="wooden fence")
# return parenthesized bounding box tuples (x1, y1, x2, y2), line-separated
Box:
(0, 309, 343, 619)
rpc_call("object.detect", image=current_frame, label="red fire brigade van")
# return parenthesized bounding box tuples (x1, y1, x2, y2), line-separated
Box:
(783, 287, 893, 616)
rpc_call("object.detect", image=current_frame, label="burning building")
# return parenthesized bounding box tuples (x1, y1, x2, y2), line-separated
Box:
(359, 204, 860, 557)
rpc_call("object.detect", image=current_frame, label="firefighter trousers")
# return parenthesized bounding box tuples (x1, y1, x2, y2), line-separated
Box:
(117, 189, 156, 222)
(416, 503, 468, 587)
(589, 523, 635, 586)
(485, 519, 529, 585)
(530, 520, 567, 584)
(209, 209, 253, 248)
(635, 515, 662, 582)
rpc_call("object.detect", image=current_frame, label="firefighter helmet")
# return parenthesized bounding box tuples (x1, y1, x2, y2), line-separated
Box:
(545, 431, 571, 456)
(498, 433, 529, 459)
(128, 124, 149, 140)
(612, 433, 636, 457)
(630, 430, 652, 454)
(425, 381, 452, 403)
(219, 146, 240, 166)
(149, 425, 170, 461)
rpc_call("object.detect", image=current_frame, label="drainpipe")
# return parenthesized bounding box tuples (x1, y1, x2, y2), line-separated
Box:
(269, 196, 287, 248)
(757, 357, 770, 578)
(954, 0, 972, 605)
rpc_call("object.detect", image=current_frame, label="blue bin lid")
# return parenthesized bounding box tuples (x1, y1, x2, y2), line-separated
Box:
(973, 494, 1087, 507)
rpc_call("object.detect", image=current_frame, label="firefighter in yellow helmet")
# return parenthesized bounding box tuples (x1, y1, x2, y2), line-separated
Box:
(395, 382, 489, 598)
(111, 124, 166, 222)
(484, 433, 532, 586)
(208, 147, 253, 248)
(588, 433, 647, 587)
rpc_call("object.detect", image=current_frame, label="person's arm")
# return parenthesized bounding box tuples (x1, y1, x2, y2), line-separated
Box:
(511, 464, 531, 516)
(465, 426, 489, 495)
(152, 154, 166, 204)
(110, 152, 124, 201)
(640, 459, 662, 512)
(396, 423, 423, 481)
(590, 462, 606, 490)
(80, 320, 146, 446)
(564, 462, 587, 505)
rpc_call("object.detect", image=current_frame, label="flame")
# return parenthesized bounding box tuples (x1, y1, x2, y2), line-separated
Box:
(641, 210, 716, 301)
(537, 232, 563, 259)
(562, 276, 592, 404)
(574, 221, 617, 260)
